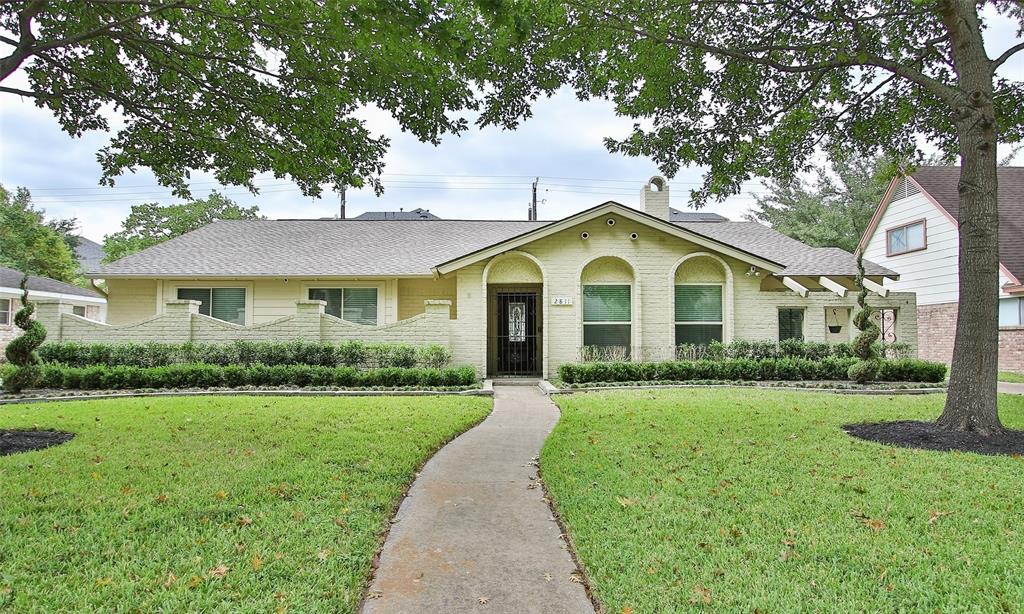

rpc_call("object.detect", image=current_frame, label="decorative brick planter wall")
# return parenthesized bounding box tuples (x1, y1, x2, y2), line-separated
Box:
(34, 299, 453, 348)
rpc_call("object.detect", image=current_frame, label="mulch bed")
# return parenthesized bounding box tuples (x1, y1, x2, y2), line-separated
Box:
(0, 429, 75, 456)
(844, 420, 1024, 456)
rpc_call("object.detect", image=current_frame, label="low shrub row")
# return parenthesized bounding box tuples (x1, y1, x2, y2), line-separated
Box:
(673, 339, 914, 362)
(1, 363, 477, 391)
(558, 357, 946, 385)
(37, 340, 452, 370)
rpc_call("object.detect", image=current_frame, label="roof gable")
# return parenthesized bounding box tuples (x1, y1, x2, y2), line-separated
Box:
(432, 201, 786, 275)
(859, 166, 1024, 284)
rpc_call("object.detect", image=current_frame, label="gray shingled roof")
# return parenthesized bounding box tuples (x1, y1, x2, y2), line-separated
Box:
(93, 220, 547, 277)
(911, 166, 1024, 282)
(0, 266, 103, 298)
(670, 207, 729, 222)
(674, 221, 895, 277)
(73, 237, 106, 272)
(350, 208, 441, 221)
(92, 209, 894, 279)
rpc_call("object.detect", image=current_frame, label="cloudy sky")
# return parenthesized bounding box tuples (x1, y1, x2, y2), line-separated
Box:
(1, 12, 1021, 243)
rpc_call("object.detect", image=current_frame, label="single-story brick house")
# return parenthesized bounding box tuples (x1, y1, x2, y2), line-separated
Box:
(55, 177, 916, 378)
(858, 166, 1023, 373)
(1, 266, 107, 352)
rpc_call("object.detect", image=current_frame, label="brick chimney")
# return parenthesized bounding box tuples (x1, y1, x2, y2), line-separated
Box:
(641, 176, 670, 220)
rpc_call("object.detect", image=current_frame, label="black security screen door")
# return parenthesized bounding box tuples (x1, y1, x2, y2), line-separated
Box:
(488, 287, 541, 376)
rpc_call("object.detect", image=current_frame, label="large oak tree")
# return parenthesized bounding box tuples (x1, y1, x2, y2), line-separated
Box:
(475, 0, 1024, 434)
(0, 1, 489, 197)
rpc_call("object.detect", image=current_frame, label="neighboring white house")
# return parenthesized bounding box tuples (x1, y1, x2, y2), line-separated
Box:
(858, 166, 1024, 372)
(0, 266, 107, 352)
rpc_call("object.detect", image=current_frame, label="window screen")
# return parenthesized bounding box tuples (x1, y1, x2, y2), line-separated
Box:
(582, 285, 631, 351)
(675, 285, 723, 345)
(309, 287, 378, 325)
(778, 308, 805, 341)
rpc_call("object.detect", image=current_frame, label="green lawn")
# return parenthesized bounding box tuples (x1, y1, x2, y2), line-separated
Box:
(545, 390, 1024, 612)
(0, 395, 490, 612)
(1000, 371, 1024, 383)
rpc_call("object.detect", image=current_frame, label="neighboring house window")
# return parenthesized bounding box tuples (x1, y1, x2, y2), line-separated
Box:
(675, 284, 723, 345)
(177, 288, 246, 325)
(308, 287, 378, 325)
(778, 308, 804, 341)
(0, 298, 10, 325)
(582, 285, 631, 352)
(886, 220, 926, 256)
(72, 305, 86, 317)
(1000, 297, 1024, 327)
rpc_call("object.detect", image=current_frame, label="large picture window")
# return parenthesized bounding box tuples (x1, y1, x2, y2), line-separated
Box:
(308, 287, 378, 325)
(778, 308, 805, 341)
(1000, 297, 1023, 327)
(582, 284, 631, 351)
(886, 220, 926, 256)
(177, 287, 246, 325)
(675, 284, 723, 345)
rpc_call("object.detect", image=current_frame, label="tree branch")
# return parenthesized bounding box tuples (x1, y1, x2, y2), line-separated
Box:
(992, 41, 1024, 70)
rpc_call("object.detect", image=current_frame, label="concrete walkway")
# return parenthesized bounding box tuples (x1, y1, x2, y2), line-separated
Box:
(363, 385, 594, 614)
(999, 382, 1024, 395)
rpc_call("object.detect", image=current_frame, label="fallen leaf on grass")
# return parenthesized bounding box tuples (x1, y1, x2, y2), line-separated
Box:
(251, 554, 263, 571)
(616, 496, 637, 507)
(163, 572, 177, 588)
(237, 516, 253, 527)
(154, 494, 168, 504)
(928, 510, 954, 525)
(95, 577, 112, 587)
(208, 565, 229, 579)
(214, 490, 228, 500)
(187, 575, 204, 589)
(691, 584, 712, 605)
(317, 549, 331, 562)
(621, 607, 634, 614)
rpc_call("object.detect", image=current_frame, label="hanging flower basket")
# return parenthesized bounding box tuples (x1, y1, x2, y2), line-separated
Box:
(828, 325, 843, 334)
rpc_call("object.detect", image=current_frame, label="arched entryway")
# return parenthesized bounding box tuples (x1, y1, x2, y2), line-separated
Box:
(482, 252, 546, 377)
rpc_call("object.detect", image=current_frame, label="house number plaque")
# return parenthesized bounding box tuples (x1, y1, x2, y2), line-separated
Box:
(551, 296, 573, 306)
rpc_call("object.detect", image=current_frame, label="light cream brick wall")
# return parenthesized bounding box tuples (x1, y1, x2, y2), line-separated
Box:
(455, 213, 919, 377)
(105, 279, 159, 324)
(397, 277, 458, 320)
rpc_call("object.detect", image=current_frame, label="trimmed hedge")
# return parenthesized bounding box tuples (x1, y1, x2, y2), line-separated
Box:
(36, 340, 452, 370)
(558, 357, 946, 385)
(673, 339, 913, 362)
(1, 363, 476, 391)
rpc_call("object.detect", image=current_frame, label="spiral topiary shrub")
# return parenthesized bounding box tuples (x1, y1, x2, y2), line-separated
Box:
(847, 255, 880, 384)
(3, 278, 47, 393)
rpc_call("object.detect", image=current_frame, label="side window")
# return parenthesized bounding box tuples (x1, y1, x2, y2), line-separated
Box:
(675, 284, 723, 345)
(308, 287, 378, 325)
(72, 305, 86, 317)
(0, 298, 10, 325)
(582, 284, 632, 355)
(778, 308, 805, 341)
(886, 220, 926, 256)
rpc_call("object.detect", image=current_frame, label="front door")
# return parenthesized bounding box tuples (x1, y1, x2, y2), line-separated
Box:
(487, 285, 541, 376)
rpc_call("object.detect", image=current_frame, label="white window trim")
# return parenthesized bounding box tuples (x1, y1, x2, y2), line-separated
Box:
(169, 281, 253, 325)
(300, 281, 385, 326)
(0, 297, 11, 326)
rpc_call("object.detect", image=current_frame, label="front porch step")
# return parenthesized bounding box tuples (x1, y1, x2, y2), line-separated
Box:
(492, 378, 541, 386)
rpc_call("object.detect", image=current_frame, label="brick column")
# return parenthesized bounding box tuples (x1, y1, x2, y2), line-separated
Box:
(32, 300, 75, 342)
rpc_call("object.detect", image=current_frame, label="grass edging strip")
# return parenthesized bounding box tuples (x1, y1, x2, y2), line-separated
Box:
(542, 380, 947, 396)
(0, 384, 492, 406)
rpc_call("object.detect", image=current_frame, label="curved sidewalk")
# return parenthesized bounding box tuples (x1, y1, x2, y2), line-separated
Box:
(362, 385, 594, 614)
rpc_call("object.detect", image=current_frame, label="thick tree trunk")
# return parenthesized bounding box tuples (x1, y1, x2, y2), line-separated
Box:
(935, 0, 1003, 435)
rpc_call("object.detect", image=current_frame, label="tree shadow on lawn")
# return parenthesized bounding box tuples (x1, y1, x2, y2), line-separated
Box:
(0, 429, 74, 456)
(844, 420, 1024, 456)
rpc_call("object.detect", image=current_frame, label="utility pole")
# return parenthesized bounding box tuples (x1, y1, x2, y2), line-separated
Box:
(339, 186, 346, 219)
(531, 177, 538, 221)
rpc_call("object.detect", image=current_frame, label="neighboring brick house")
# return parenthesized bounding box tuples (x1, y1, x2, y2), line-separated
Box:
(0, 266, 107, 352)
(63, 177, 917, 379)
(859, 166, 1024, 373)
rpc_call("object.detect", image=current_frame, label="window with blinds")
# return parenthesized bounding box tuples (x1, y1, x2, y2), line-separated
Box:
(582, 285, 631, 350)
(675, 284, 723, 345)
(177, 287, 246, 325)
(778, 308, 805, 341)
(308, 287, 378, 325)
